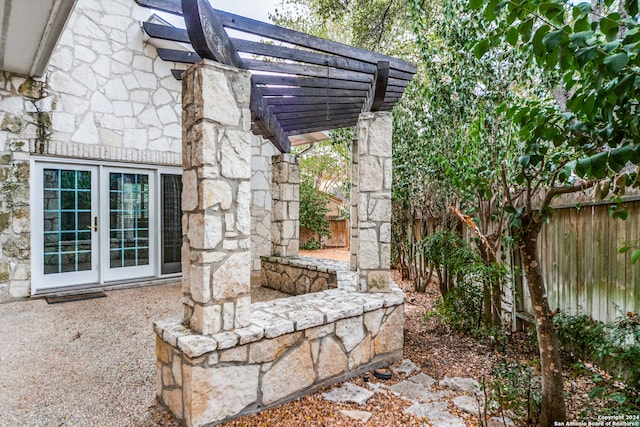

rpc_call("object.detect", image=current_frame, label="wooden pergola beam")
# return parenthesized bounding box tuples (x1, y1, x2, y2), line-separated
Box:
(139, 0, 416, 152)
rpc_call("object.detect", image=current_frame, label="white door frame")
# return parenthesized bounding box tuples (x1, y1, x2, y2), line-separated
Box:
(31, 162, 100, 291)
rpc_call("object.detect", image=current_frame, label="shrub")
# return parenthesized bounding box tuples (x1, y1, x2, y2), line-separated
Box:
(299, 175, 331, 240)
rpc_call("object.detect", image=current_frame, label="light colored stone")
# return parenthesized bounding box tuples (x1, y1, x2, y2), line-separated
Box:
(189, 264, 211, 304)
(248, 332, 301, 363)
(235, 324, 264, 345)
(211, 252, 251, 299)
(219, 345, 247, 363)
(261, 341, 315, 405)
(408, 373, 436, 389)
(236, 181, 251, 235)
(190, 304, 222, 336)
(176, 334, 218, 358)
(162, 388, 183, 420)
(182, 170, 198, 211)
(172, 355, 183, 387)
(336, 317, 366, 353)
(220, 130, 251, 179)
(439, 377, 481, 394)
(404, 402, 465, 427)
(347, 334, 372, 370)
(71, 114, 99, 144)
(186, 365, 259, 426)
(322, 382, 374, 406)
(200, 65, 245, 126)
(357, 225, 379, 261)
(393, 359, 420, 376)
(364, 309, 384, 336)
(316, 336, 348, 380)
(201, 180, 232, 210)
(339, 410, 372, 422)
(359, 156, 383, 192)
(211, 331, 238, 350)
(452, 395, 483, 417)
(373, 306, 404, 355)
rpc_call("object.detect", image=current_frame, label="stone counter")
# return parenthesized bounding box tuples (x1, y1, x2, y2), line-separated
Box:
(154, 282, 405, 427)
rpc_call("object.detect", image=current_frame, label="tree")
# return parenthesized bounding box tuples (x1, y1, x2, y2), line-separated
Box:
(465, 0, 640, 423)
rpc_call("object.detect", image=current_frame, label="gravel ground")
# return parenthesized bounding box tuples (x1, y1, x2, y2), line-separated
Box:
(0, 282, 289, 427)
(0, 282, 183, 427)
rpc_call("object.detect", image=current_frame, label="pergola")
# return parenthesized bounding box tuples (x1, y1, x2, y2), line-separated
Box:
(135, 0, 416, 152)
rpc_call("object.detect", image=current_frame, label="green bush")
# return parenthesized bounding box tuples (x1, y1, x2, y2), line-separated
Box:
(487, 358, 541, 426)
(299, 175, 331, 240)
(554, 311, 640, 413)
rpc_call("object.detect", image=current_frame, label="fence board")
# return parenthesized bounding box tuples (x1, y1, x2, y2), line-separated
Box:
(518, 201, 640, 325)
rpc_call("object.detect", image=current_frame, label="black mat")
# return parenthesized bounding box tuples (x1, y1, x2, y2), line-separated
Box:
(45, 292, 107, 304)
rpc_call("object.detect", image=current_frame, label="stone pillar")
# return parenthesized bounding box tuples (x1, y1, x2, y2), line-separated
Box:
(271, 153, 300, 257)
(351, 112, 393, 292)
(181, 60, 252, 335)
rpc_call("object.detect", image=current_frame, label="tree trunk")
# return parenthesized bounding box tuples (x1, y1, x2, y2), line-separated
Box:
(520, 222, 566, 426)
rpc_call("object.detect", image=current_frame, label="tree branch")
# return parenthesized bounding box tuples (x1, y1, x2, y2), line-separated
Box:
(541, 180, 597, 211)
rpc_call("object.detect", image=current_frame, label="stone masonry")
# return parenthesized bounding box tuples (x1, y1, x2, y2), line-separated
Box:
(261, 256, 339, 295)
(155, 278, 405, 427)
(156, 58, 405, 427)
(351, 112, 393, 292)
(271, 154, 300, 257)
(181, 60, 252, 335)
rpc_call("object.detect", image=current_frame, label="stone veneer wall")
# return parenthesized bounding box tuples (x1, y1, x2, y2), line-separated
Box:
(155, 281, 405, 427)
(250, 136, 279, 286)
(261, 256, 339, 295)
(271, 154, 300, 257)
(0, 0, 279, 301)
(0, 0, 188, 300)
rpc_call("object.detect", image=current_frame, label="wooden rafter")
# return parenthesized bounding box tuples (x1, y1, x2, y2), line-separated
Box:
(136, 0, 416, 152)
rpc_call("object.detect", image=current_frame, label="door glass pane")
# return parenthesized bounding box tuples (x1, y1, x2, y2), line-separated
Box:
(43, 169, 92, 274)
(109, 172, 150, 269)
(161, 174, 182, 274)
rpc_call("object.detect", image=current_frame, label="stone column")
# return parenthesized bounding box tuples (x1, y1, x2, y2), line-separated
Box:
(271, 153, 300, 257)
(181, 60, 252, 335)
(351, 112, 393, 292)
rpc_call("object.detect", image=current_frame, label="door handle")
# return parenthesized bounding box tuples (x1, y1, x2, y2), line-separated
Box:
(87, 217, 98, 232)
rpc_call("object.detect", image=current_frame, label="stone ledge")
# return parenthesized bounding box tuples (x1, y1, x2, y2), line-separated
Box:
(155, 283, 405, 426)
(154, 281, 404, 358)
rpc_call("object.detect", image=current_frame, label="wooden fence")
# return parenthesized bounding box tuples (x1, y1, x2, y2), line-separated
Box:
(516, 199, 640, 324)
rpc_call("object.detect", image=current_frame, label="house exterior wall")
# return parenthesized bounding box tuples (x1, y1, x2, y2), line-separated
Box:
(0, 0, 275, 301)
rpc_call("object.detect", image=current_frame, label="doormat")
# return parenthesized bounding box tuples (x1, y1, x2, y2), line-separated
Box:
(45, 292, 107, 304)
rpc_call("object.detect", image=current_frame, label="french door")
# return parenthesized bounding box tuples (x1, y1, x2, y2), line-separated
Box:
(32, 162, 171, 292)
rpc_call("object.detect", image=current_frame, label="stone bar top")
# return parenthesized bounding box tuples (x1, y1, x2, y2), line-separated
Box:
(154, 279, 404, 359)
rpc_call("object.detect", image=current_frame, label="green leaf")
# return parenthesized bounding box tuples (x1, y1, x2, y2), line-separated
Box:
(543, 29, 565, 50)
(626, 0, 639, 16)
(600, 13, 621, 41)
(569, 31, 594, 47)
(575, 46, 597, 67)
(474, 39, 490, 59)
(603, 52, 629, 74)
(469, 0, 484, 10)
(573, 2, 592, 20)
(506, 27, 519, 46)
(519, 19, 534, 42)
(533, 25, 551, 56)
(632, 249, 640, 264)
(589, 386, 606, 399)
